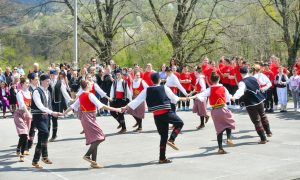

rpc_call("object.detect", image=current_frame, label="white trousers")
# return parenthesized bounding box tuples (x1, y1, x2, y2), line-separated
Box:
(276, 87, 288, 105)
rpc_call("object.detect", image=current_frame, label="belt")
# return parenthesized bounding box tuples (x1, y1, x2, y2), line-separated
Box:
(211, 104, 225, 109)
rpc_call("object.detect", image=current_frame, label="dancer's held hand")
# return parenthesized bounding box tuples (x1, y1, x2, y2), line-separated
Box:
(121, 106, 127, 113)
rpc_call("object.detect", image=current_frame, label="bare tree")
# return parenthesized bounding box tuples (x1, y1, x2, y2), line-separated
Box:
(27, 0, 139, 64)
(258, 0, 300, 68)
(147, 0, 228, 66)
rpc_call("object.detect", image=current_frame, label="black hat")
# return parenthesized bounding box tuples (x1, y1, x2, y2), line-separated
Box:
(240, 67, 248, 74)
(115, 69, 122, 74)
(40, 73, 50, 81)
(27, 72, 38, 80)
(50, 69, 57, 75)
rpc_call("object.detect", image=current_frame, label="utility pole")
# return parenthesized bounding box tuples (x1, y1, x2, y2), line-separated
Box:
(73, 0, 78, 69)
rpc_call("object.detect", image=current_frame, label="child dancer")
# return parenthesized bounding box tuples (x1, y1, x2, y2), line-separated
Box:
(127, 71, 148, 132)
(63, 80, 121, 168)
(232, 67, 272, 144)
(14, 78, 32, 162)
(191, 67, 209, 129)
(124, 73, 188, 163)
(190, 72, 235, 154)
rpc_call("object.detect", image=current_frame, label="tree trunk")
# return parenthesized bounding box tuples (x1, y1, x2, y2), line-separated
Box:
(287, 48, 297, 70)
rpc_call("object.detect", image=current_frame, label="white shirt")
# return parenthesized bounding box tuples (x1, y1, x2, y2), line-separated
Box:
(16, 89, 31, 109)
(110, 79, 132, 101)
(289, 75, 300, 90)
(196, 84, 231, 102)
(32, 86, 53, 114)
(131, 79, 148, 90)
(29, 84, 37, 91)
(196, 75, 206, 92)
(165, 73, 188, 96)
(76, 83, 107, 98)
(71, 93, 104, 111)
(127, 85, 179, 110)
(253, 73, 272, 91)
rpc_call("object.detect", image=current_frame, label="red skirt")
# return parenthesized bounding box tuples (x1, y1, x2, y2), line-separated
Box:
(211, 107, 235, 134)
(192, 98, 208, 117)
(13, 110, 32, 136)
(127, 102, 145, 119)
(80, 111, 105, 145)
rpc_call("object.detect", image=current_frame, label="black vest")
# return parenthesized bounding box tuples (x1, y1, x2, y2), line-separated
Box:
(31, 87, 52, 114)
(275, 74, 287, 88)
(53, 80, 63, 103)
(113, 80, 128, 101)
(146, 85, 171, 112)
(239, 76, 265, 107)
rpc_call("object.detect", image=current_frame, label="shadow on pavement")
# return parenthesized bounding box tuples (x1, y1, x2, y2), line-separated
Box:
(105, 161, 158, 168)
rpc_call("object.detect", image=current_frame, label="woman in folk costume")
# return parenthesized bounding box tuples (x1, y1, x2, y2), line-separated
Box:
(14, 78, 32, 162)
(274, 66, 289, 112)
(76, 73, 112, 134)
(191, 67, 209, 130)
(190, 72, 235, 154)
(0, 81, 10, 118)
(127, 70, 149, 132)
(63, 80, 121, 168)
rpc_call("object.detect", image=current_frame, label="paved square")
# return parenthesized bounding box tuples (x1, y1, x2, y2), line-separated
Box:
(1, 104, 300, 180)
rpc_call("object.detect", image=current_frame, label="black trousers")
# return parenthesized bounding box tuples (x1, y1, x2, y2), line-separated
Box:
(17, 134, 28, 155)
(27, 119, 36, 149)
(110, 99, 128, 129)
(246, 102, 272, 141)
(154, 111, 184, 160)
(265, 89, 274, 109)
(180, 91, 190, 108)
(272, 88, 278, 105)
(229, 85, 238, 105)
(49, 102, 63, 139)
(32, 114, 50, 163)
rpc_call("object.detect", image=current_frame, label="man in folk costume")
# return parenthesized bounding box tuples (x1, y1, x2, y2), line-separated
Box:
(232, 67, 272, 144)
(123, 73, 188, 164)
(191, 67, 209, 129)
(165, 67, 188, 112)
(127, 70, 148, 132)
(110, 69, 132, 134)
(190, 72, 235, 154)
(27, 73, 39, 149)
(48, 70, 73, 142)
(31, 74, 62, 169)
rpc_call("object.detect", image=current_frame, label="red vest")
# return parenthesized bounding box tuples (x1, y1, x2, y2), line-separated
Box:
(17, 91, 32, 107)
(132, 80, 144, 97)
(90, 83, 96, 95)
(209, 86, 226, 107)
(169, 87, 178, 94)
(195, 81, 202, 93)
(79, 92, 96, 112)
